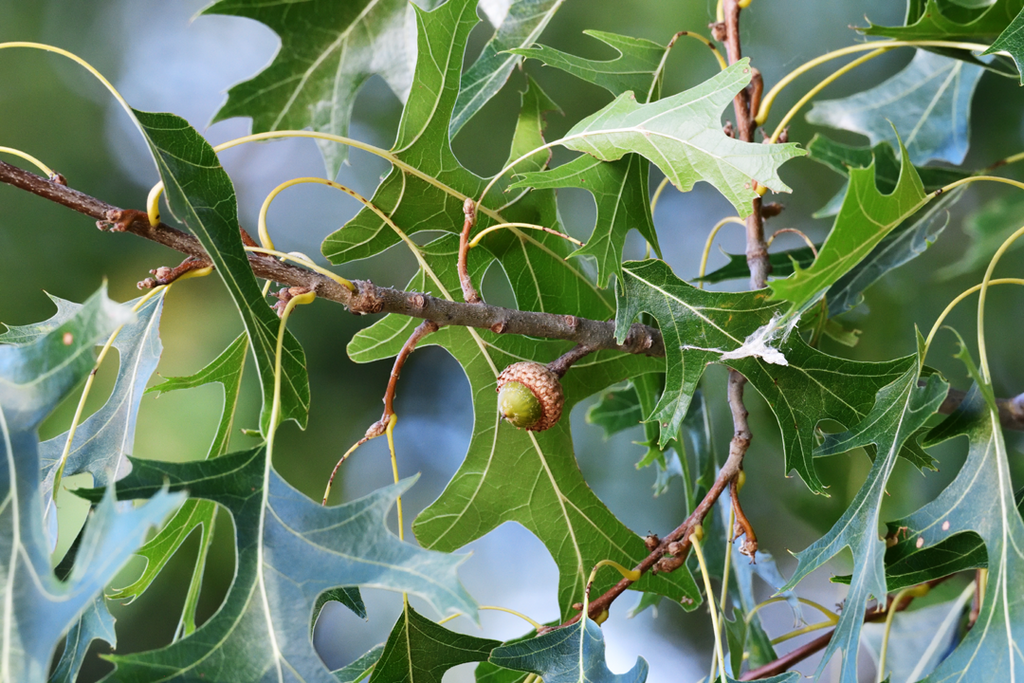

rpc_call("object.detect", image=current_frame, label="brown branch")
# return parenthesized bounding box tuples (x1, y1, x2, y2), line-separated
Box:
(721, 0, 753, 143)
(547, 343, 595, 378)
(0, 159, 661, 357)
(382, 321, 440, 419)
(739, 578, 947, 680)
(549, 370, 754, 632)
(321, 320, 439, 505)
(4, 161, 1024, 432)
(457, 198, 481, 304)
(730, 476, 757, 558)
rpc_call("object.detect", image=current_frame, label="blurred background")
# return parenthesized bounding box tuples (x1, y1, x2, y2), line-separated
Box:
(2, 0, 1024, 681)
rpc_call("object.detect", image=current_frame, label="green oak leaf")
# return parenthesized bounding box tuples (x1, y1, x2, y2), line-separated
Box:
(107, 334, 249, 638)
(322, 0, 482, 265)
(372, 603, 499, 681)
(614, 260, 781, 447)
(807, 134, 967, 219)
(39, 292, 165, 515)
(0, 292, 81, 345)
(509, 30, 670, 287)
(511, 153, 660, 288)
(202, 0, 420, 178)
(826, 189, 963, 316)
(864, 0, 1024, 42)
(484, 77, 613, 319)
(332, 644, 384, 682)
(807, 50, 984, 165)
(937, 192, 1024, 278)
(0, 286, 183, 683)
(780, 366, 948, 682)
(886, 375, 1024, 681)
(77, 449, 475, 682)
(556, 59, 805, 218)
(833, 531, 987, 590)
(321, 0, 609, 321)
(804, 135, 968, 314)
(133, 109, 309, 435)
(509, 30, 670, 101)
(616, 259, 918, 493)
(769, 137, 929, 314)
(587, 383, 644, 437)
(48, 593, 115, 683)
(489, 616, 648, 683)
(450, 0, 567, 136)
(348, 236, 698, 619)
(986, 8, 1024, 81)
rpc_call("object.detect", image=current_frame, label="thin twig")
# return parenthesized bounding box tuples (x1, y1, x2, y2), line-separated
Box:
(739, 578, 947, 680)
(457, 197, 481, 303)
(0, 160, 661, 356)
(3, 161, 1024, 430)
(550, 371, 753, 632)
(730, 476, 757, 558)
(547, 343, 595, 378)
(137, 255, 210, 289)
(321, 320, 439, 505)
(383, 321, 440, 419)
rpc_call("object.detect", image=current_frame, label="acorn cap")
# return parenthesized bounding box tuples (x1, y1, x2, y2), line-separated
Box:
(496, 361, 565, 431)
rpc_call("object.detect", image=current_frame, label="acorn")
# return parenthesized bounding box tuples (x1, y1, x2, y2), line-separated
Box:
(496, 361, 565, 431)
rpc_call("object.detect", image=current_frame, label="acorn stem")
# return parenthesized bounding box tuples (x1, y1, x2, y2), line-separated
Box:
(547, 343, 595, 378)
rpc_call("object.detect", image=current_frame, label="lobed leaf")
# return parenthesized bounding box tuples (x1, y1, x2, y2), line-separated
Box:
(512, 153, 659, 288)
(320, 0, 486, 265)
(807, 50, 984, 166)
(203, 0, 420, 178)
(807, 134, 967, 219)
(769, 137, 928, 315)
(372, 603, 499, 681)
(39, 292, 166, 521)
(107, 335, 248, 636)
(79, 449, 476, 682)
(320, 0, 609, 322)
(558, 59, 805, 219)
(450, 0, 567, 136)
(509, 30, 670, 101)
(616, 259, 919, 493)
(133, 110, 310, 436)
(349, 236, 699, 619)
(510, 30, 670, 286)
(806, 134, 969, 314)
(489, 616, 648, 683)
(780, 366, 948, 681)
(0, 287, 182, 683)
(864, 0, 1024, 42)
(877, 350, 1024, 680)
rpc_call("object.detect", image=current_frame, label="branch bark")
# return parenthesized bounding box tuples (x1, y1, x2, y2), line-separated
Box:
(4, 160, 1024, 433)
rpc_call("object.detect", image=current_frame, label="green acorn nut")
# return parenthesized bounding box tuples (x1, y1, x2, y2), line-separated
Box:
(496, 361, 565, 431)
